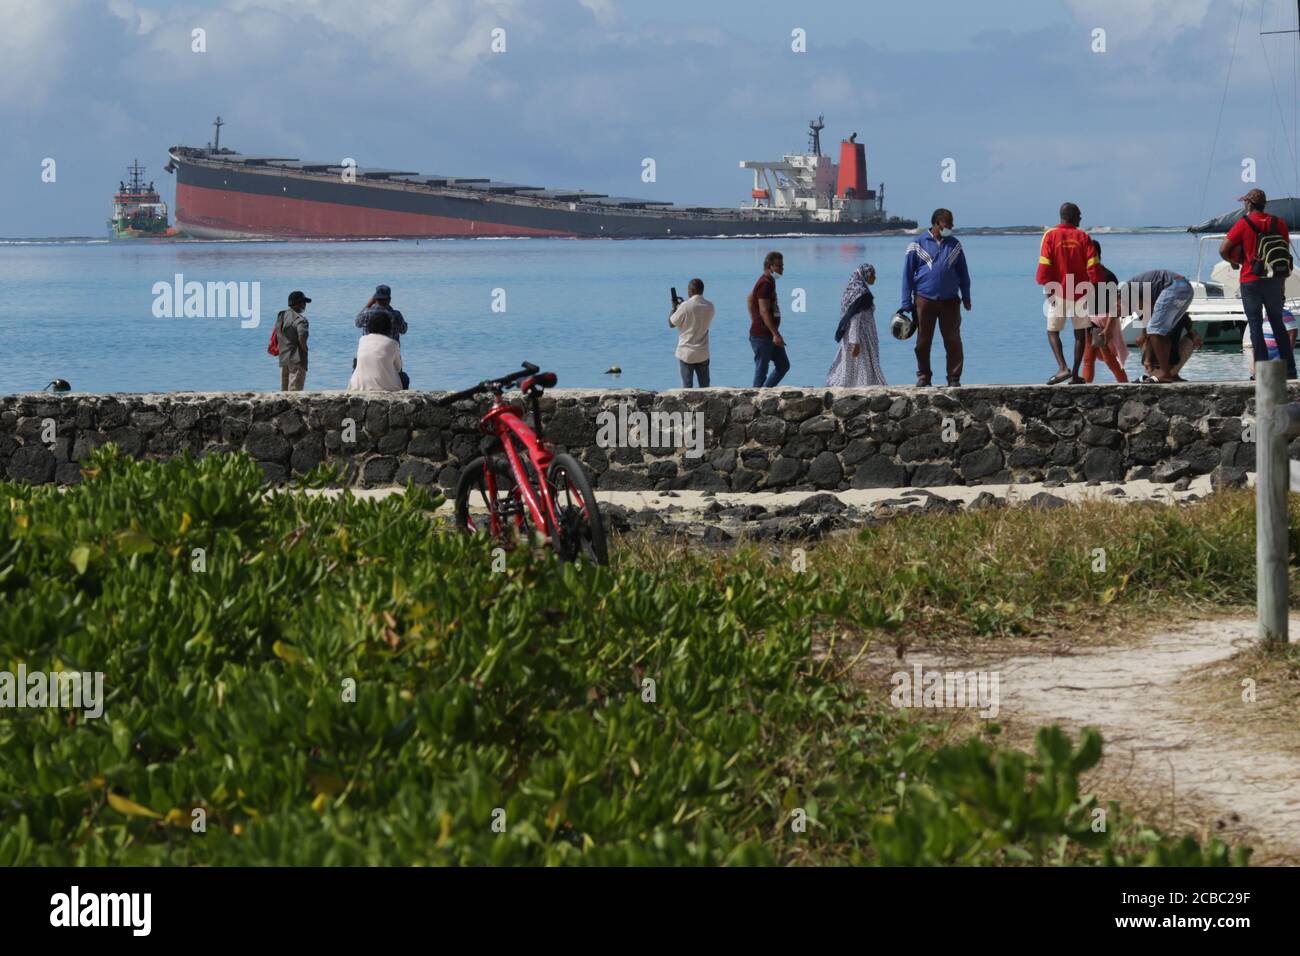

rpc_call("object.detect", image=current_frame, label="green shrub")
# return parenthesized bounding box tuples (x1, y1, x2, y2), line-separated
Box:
(0, 447, 1243, 865)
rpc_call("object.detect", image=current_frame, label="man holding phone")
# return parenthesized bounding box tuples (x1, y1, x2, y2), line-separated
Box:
(668, 277, 715, 388)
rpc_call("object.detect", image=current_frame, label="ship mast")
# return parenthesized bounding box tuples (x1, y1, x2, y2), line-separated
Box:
(208, 115, 225, 153)
(808, 114, 824, 157)
(126, 159, 146, 193)
(1258, 0, 1300, 200)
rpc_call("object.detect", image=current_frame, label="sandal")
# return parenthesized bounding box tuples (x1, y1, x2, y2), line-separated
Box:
(1047, 370, 1071, 385)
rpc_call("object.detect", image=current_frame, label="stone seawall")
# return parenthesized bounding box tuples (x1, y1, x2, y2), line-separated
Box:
(1, 384, 1293, 491)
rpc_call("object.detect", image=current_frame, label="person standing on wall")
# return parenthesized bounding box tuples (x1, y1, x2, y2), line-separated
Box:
(748, 251, 790, 387)
(900, 208, 971, 387)
(669, 278, 715, 388)
(1036, 202, 1102, 385)
(275, 290, 310, 392)
(1220, 188, 1297, 379)
(826, 262, 887, 386)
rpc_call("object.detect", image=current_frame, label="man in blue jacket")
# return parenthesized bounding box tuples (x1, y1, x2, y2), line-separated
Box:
(901, 208, 972, 387)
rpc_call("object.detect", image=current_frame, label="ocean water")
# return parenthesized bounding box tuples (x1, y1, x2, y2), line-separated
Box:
(0, 232, 1252, 395)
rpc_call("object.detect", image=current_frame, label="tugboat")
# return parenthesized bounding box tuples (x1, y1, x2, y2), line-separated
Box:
(107, 160, 178, 239)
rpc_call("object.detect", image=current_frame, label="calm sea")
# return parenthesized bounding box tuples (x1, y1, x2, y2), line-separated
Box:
(0, 232, 1250, 395)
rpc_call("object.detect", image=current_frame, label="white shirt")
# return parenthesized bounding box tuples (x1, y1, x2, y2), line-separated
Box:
(348, 333, 404, 391)
(669, 294, 715, 364)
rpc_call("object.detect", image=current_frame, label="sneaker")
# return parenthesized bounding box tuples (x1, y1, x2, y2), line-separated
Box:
(916, 376, 932, 388)
(946, 378, 961, 387)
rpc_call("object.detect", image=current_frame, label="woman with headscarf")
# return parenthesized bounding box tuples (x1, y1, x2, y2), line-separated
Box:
(826, 263, 887, 386)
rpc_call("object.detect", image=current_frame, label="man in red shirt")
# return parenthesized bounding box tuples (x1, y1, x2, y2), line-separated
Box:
(1036, 202, 1103, 384)
(748, 251, 790, 386)
(1220, 188, 1296, 378)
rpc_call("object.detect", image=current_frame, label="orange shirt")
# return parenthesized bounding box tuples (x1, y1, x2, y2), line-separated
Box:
(1036, 223, 1102, 299)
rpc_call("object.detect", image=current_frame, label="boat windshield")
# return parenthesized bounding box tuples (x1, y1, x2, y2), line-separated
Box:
(1194, 233, 1227, 284)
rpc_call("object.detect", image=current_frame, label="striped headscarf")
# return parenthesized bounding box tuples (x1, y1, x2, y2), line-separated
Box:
(835, 263, 875, 342)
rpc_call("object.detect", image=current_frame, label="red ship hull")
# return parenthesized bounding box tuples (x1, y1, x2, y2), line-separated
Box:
(176, 183, 576, 239)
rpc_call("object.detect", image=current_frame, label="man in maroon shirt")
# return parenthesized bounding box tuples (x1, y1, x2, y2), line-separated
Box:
(748, 251, 790, 386)
(1221, 188, 1297, 378)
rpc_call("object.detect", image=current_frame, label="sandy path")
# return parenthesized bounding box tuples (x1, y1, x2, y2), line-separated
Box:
(872, 617, 1300, 861)
(299, 474, 1222, 513)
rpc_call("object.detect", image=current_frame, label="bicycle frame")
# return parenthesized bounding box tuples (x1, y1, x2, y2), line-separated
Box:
(479, 396, 559, 538)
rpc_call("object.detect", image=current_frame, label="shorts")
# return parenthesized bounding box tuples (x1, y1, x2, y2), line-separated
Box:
(1146, 280, 1194, 336)
(1046, 295, 1092, 332)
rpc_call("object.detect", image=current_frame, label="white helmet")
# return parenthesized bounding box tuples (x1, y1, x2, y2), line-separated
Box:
(891, 308, 917, 340)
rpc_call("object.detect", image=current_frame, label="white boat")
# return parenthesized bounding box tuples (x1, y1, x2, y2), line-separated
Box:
(1121, 233, 1300, 346)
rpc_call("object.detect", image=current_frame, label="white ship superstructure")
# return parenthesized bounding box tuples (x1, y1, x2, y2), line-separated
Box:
(739, 116, 889, 224)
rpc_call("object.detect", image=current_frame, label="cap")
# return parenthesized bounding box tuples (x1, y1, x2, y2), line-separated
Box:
(374, 284, 391, 300)
(288, 290, 311, 305)
(1238, 188, 1267, 208)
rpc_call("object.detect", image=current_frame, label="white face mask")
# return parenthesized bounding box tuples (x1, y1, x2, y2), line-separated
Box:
(939, 227, 954, 238)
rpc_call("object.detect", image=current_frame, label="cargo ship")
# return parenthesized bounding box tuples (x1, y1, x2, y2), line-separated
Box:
(107, 160, 178, 239)
(164, 115, 915, 239)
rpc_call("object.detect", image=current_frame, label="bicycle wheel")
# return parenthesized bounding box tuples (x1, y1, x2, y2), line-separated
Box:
(454, 456, 520, 540)
(546, 453, 608, 565)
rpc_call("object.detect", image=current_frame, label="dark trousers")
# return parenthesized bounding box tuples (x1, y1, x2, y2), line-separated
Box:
(914, 295, 963, 384)
(678, 359, 710, 388)
(750, 335, 790, 387)
(1241, 277, 1297, 376)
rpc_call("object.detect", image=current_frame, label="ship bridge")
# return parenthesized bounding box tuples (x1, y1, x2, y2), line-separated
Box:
(738, 117, 887, 224)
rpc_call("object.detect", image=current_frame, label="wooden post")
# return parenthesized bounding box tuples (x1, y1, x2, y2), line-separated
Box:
(1256, 359, 1289, 643)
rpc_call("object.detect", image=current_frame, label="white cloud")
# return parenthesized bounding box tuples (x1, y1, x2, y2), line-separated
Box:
(1062, 0, 1215, 37)
(221, 0, 527, 83)
(107, 0, 160, 35)
(0, 0, 75, 107)
(578, 0, 616, 25)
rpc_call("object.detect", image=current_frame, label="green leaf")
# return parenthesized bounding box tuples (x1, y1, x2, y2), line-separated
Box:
(69, 545, 90, 575)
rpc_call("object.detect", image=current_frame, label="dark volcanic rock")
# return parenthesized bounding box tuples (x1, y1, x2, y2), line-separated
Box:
(7, 444, 55, 483)
(910, 463, 960, 486)
(1211, 465, 1249, 490)
(851, 457, 907, 488)
(1151, 459, 1194, 483)
(1027, 492, 1068, 510)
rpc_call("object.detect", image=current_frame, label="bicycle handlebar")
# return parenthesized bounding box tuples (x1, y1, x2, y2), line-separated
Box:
(436, 361, 540, 405)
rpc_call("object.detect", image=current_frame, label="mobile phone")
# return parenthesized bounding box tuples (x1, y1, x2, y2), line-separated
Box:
(670, 286, 682, 309)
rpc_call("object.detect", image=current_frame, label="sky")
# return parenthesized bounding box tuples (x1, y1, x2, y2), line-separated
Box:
(5, 0, 1300, 235)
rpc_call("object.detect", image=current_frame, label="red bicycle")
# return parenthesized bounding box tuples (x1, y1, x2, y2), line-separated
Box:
(439, 362, 608, 565)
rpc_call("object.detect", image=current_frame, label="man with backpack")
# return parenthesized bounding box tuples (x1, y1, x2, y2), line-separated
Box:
(272, 290, 310, 391)
(1221, 188, 1296, 378)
